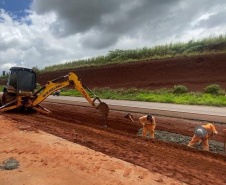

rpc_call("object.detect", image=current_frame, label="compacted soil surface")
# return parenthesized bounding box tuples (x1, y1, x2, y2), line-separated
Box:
(0, 103, 225, 185)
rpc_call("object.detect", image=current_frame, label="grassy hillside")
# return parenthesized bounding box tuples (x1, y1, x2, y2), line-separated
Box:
(40, 35, 226, 73)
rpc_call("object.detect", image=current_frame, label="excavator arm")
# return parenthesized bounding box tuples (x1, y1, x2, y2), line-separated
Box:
(32, 72, 109, 121)
(32, 72, 94, 107)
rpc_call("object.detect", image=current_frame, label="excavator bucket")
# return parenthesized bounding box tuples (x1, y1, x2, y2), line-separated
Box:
(96, 102, 109, 120)
(92, 97, 109, 126)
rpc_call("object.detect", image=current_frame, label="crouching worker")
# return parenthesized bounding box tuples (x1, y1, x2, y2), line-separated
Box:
(188, 123, 218, 151)
(139, 114, 156, 138)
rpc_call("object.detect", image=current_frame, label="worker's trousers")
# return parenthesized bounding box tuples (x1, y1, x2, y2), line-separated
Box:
(188, 135, 209, 151)
(143, 124, 156, 138)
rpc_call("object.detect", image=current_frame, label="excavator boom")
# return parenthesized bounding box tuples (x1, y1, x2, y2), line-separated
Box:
(32, 73, 93, 106)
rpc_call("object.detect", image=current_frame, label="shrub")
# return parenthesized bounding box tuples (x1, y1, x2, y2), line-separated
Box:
(173, 85, 188, 94)
(0, 85, 4, 91)
(204, 84, 221, 95)
(219, 89, 226, 96)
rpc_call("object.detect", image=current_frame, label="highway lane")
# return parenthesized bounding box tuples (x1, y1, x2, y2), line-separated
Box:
(45, 95, 226, 123)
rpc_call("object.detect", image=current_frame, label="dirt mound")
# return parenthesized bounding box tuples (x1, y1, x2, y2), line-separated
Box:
(37, 53, 226, 92)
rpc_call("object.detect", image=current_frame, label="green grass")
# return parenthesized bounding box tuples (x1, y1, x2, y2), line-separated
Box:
(1, 85, 225, 106)
(60, 88, 226, 107)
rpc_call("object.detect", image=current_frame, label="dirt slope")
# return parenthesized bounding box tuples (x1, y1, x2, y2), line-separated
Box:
(37, 53, 226, 92)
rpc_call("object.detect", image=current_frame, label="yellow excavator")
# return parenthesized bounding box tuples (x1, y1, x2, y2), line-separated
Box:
(0, 67, 109, 124)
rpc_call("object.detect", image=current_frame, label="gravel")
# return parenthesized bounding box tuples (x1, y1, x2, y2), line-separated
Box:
(0, 158, 20, 170)
(137, 128, 225, 155)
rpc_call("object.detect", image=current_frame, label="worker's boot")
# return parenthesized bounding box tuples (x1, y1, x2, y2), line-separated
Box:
(187, 144, 193, 148)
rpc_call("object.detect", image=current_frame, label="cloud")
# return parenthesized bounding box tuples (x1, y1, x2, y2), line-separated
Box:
(32, 0, 122, 34)
(0, 9, 77, 72)
(197, 11, 226, 28)
(31, 0, 226, 49)
(32, 0, 183, 48)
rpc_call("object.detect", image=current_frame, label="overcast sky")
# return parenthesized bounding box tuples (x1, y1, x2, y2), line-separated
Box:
(0, 0, 226, 73)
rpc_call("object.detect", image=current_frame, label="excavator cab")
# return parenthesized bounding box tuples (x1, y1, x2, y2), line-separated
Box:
(5, 67, 36, 93)
(1, 67, 36, 105)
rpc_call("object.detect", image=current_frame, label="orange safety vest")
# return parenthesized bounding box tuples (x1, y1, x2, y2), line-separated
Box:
(202, 123, 216, 133)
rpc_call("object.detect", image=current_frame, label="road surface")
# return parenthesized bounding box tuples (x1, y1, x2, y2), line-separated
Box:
(45, 95, 226, 123)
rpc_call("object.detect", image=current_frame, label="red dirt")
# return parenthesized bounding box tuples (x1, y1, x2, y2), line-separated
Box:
(2, 103, 226, 185)
(1, 114, 183, 185)
(37, 53, 226, 92)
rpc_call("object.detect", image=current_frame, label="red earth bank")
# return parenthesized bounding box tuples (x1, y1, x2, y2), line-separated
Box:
(36, 53, 226, 92)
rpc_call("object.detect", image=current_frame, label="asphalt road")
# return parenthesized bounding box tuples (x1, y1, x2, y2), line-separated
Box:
(45, 95, 226, 124)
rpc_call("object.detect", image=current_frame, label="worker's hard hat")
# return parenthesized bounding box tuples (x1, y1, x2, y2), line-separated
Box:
(194, 126, 207, 138)
(147, 114, 152, 120)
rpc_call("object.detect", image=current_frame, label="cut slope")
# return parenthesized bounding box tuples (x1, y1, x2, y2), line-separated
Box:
(37, 53, 226, 92)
